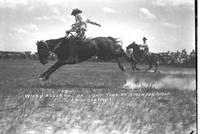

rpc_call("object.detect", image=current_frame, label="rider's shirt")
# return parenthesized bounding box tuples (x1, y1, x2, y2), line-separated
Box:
(74, 14, 89, 30)
(143, 42, 149, 52)
(67, 13, 99, 39)
(143, 42, 147, 46)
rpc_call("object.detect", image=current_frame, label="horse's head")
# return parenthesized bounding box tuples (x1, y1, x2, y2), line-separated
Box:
(36, 40, 50, 65)
(126, 41, 143, 58)
(126, 42, 138, 50)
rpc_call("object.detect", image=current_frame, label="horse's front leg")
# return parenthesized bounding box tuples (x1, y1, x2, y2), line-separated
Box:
(116, 58, 125, 71)
(40, 61, 64, 80)
(131, 57, 140, 71)
(123, 53, 136, 72)
(42, 56, 79, 78)
(39, 61, 58, 78)
(135, 64, 140, 71)
(153, 60, 159, 73)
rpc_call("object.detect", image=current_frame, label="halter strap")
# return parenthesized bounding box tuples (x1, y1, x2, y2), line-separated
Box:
(43, 41, 49, 51)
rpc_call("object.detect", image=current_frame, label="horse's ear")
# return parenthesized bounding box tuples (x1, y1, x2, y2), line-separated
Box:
(36, 41, 40, 45)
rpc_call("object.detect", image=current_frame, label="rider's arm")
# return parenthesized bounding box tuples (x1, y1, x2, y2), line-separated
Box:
(66, 28, 75, 35)
(86, 19, 101, 27)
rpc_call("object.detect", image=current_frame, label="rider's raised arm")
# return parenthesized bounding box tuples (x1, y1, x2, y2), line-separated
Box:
(86, 19, 101, 27)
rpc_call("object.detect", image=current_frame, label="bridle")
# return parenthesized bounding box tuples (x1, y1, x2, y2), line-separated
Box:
(37, 41, 50, 58)
(43, 41, 50, 51)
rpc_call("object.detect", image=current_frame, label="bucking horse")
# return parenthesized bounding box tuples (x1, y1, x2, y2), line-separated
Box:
(126, 41, 162, 73)
(36, 35, 133, 80)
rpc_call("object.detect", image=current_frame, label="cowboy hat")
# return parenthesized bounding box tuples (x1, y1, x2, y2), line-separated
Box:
(71, 8, 82, 15)
(143, 37, 147, 41)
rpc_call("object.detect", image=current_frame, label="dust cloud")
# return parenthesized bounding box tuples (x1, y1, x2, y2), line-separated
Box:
(123, 72, 196, 90)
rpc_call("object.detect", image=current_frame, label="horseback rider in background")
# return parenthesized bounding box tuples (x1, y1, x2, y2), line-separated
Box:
(140, 37, 149, 61)
(66, 8, 101, 40)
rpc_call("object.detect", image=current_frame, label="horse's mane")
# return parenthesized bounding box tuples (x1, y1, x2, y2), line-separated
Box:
(44, 37, 66, 47)
(47, 37, 65, 42)
(108, 36, 122, 46)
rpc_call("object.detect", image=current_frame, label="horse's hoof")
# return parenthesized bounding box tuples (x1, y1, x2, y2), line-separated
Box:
(120, 66, 126, 71)
(39, 77, 48, 81)
(122, 66, 126, 71)
(39, 77, 45, 81)
(38, 74, 43, 78)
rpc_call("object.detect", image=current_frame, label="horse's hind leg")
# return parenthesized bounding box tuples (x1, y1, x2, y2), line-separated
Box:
(132, 59, 140, 71)
(123, 53, 135, 71)
(144, 63, 153, 73)
(153, 61, 159, 73)
(135, 64, 140, 71)
(131, 62, 135, 71)
(116, 58, 125, 71)
(131, 62, 140, 71)
(126, 56, 139, 72)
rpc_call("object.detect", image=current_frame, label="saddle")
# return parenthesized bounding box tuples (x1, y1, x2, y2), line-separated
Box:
(68, 35, 84, 40)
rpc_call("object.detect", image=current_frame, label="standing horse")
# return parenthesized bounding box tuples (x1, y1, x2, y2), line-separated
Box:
(126, 42, 160, 72)
(36, 36, 132, 80)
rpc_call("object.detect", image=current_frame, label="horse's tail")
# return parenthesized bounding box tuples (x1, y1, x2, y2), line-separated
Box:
(108, 36, 122, 46)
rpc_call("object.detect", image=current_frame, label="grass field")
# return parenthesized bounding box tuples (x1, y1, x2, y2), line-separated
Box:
(0, 60, 196, 134)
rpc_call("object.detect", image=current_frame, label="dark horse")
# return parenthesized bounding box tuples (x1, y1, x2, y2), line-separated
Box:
(36, 36, 132, 80)
(126, 41, 160, 72)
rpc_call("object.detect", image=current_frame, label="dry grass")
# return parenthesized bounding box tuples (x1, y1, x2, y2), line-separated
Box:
(0, 60, 196, 134)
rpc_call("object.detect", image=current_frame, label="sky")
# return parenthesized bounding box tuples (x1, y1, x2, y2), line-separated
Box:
(0, 0, 195, 53)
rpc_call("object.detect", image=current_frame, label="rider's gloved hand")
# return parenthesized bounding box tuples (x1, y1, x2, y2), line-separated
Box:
(66, 30, 70, 35)
(71, 24, 75, 28)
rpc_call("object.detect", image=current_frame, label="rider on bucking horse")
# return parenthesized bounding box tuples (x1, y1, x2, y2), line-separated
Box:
(66, 8, 101, 40)
(53, 8, 101, 63)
